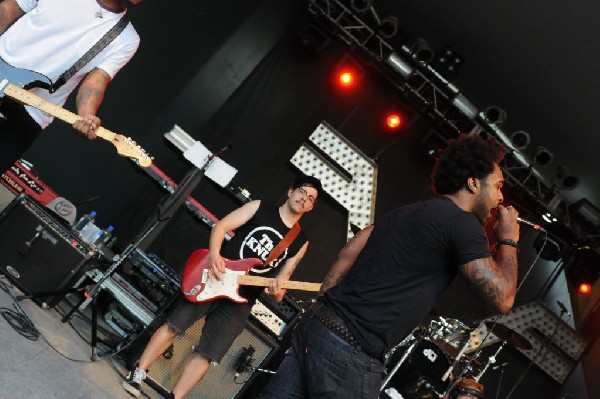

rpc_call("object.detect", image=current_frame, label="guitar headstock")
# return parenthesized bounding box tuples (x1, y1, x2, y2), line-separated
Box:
(112, 134, 153, 167)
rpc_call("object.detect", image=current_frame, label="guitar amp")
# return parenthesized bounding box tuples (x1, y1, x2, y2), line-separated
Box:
(0, 194, 95, 307)
(250, 293, 303, 339)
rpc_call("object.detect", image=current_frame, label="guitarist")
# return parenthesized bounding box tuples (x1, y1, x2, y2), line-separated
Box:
(0, 0, 143, 173)
(123, 175, 323, 399)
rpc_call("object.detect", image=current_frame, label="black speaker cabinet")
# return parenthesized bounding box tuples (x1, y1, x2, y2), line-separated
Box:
(124, 316, 279, 399)
(0, 194, 94, 307)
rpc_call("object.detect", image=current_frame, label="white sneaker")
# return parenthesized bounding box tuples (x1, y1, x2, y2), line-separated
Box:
(122, 367, 146, 397)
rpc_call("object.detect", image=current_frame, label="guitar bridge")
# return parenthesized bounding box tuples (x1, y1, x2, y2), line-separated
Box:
(201, 268, 209, 284)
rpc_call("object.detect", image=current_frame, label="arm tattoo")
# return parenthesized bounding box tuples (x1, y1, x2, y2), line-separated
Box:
(460, 250, 518, 312)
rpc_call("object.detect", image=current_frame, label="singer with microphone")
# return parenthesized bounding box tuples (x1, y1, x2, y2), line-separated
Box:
(123, 175, 323, 399)
(260, 135, 520, 399)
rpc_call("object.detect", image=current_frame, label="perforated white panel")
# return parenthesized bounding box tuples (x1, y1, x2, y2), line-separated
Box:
(469, 302, 587, 383)
(290, 122, 378, 239)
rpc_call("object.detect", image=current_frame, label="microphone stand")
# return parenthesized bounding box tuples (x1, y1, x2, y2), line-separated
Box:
(64, 148, 226, 360)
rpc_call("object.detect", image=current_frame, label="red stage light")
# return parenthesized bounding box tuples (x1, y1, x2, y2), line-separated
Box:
(578, 282, 592, 295)
(386, 113, 402, 129)
(338, 71, 354, 87)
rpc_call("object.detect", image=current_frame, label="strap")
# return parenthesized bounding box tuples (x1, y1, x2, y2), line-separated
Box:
(49, 15, 130, 93)
(263, 222, 301, 266)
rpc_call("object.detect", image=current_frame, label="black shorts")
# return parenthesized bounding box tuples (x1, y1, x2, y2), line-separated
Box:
(167, 295, 253, 363)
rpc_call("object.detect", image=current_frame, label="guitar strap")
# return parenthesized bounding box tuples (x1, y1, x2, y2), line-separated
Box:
(49, 15, 130, 93)
(263, 222, 301, 266)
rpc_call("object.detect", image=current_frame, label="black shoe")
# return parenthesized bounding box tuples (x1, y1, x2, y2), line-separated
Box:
(122, 367, 146, 397)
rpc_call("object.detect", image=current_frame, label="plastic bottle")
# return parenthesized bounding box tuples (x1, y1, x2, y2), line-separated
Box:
(73, 211, 96, 232)
(80, 222, 101, 244)
(94, 225, 114, 246)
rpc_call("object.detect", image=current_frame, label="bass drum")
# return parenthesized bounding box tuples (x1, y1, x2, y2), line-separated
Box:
(381, 338, 454, 399)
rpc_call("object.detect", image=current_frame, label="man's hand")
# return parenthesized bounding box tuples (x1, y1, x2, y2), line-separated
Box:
(264, 277, 286, 302)
(493, 204, 520, 242)
(208, 251, 226, 281)
(72, 115, 101, 139)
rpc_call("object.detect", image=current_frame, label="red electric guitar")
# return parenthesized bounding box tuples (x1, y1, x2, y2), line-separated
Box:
(181, 248, 322, 304)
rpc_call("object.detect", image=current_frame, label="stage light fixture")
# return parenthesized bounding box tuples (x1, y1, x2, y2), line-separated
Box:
(566, 246, 600, 296)
(385, 52, 414, 79)
(350, 0, 373, 14)
(333, 54, 363, 90)
(434, 46, 464, 77)
(578, 283, 592, 295)
(483, 105, 507, 126)
(511, 130, 530, 149)
(556, 166, 579, 190)
(407, 38, 433, 63)
(377, 16, 399, 39)
(385, 113, 402, 129)
(532, 146, 554, 167)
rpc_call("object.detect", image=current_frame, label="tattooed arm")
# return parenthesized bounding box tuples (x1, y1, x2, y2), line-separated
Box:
(72, 68, 112, 139)
(459, 245, 518, 314)
(319, 224, 374, 295)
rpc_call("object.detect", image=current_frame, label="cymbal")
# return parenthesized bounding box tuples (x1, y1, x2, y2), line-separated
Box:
(485, 321, 532, 350)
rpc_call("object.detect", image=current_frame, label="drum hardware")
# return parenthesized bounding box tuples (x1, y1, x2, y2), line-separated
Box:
(441, 333, 472, 382)
(381, 327, 425, 393)
(473, 340, 507, 381)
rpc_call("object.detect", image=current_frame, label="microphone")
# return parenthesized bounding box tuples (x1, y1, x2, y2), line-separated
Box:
(234, 346, 255, 376)
(557, 300, 570, 316)
(517, 217, 546, 232)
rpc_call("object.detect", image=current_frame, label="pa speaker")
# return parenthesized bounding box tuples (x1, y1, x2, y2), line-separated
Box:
(126, 316, 279, 399)
(0, 194, 93, 307)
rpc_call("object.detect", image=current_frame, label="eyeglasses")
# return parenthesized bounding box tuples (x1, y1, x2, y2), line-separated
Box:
(296, 187, 316, 204)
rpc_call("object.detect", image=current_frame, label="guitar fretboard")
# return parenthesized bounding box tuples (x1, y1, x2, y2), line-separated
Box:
(4, 83, 116, 141)
(237, 275, 321, 292)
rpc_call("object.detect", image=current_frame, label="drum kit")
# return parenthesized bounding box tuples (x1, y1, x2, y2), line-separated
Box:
(381, 317, 533, 399)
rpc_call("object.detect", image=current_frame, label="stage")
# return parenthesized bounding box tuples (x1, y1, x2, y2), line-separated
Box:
(0, 275, 164, 399)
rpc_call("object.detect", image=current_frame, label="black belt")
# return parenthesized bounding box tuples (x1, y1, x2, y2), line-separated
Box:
(314, 306, 360, 348)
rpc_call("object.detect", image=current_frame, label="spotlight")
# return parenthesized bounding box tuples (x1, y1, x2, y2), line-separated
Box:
(377, 16, 399, 39)
(350, 0, 373, 14)
(334, 54, 363, 90)
(510, 130, 530, 150)
(409, 38, 433, 63)
(556, 166, 579, 190)
(532, 146, 553, 167)
(483, 105, 507, 126)
(385, 113, 402, 129)
(566, 246, 600, 296)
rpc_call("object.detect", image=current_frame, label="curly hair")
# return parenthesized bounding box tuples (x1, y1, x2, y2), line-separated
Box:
(432, 134, 505, 195)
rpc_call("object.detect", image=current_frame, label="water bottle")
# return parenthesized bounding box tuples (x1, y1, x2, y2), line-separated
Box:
(73, 211, 96, 233)
(80, 222, 102, 244)
(94, 225, 114, 246)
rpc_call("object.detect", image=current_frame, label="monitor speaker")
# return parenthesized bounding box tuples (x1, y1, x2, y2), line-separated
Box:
(0, 194, 93, 307)
(123, 316, 279, 399)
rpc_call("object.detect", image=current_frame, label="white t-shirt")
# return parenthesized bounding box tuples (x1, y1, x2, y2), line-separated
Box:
(0, 0, 140, 128)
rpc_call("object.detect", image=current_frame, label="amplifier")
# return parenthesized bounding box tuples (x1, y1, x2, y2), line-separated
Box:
(0, 194, 94, 307)
(250, 293, 302, 339)
(128, 248, 180, 296)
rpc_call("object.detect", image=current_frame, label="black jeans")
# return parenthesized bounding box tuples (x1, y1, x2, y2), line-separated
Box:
(0, 100, 42, 174)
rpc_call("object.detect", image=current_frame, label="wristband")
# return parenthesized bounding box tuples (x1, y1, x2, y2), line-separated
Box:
(497, 239, 519, 251)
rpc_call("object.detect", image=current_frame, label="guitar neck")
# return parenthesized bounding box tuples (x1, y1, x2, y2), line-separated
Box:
(237, 275, 321, 292)
(4, 82, 115, 141)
